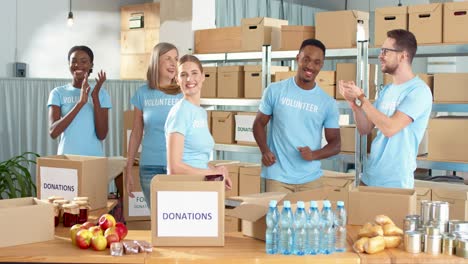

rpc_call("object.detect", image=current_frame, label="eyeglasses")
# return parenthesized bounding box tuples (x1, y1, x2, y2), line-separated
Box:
(380, 47, 403, 56)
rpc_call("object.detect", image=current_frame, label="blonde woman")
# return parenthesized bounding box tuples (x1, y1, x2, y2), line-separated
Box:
(165, 55, 232, 189)
(126, 43, 182, 208)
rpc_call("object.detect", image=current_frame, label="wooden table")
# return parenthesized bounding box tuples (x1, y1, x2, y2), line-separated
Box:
(1, 225, 467, 263)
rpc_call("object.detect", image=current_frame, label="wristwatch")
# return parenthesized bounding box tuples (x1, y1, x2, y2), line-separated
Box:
(355, 93, 366, 107)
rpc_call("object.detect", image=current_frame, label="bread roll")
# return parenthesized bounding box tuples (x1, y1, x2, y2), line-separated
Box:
(383, 223, 403, 236)
(364, 236, 386, 254)
(383, 236, 402, 248)
(375, 215, 394, 226)
(358, 223, 384, 238)
(353, 237, 369, 253)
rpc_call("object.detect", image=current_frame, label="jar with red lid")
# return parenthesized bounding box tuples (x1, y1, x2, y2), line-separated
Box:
(72, 200, 90, 224)
(62, 203, 79, 227)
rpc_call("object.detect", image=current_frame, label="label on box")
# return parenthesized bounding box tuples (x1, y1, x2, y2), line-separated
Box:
(129, 191, 150, 216)
(157, 191, 218, 237)
(39, 166, 78, 200)
(235, 115, 255, 142)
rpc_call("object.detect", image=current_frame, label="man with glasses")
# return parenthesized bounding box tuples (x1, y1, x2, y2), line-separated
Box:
(338, 29, 432, 189)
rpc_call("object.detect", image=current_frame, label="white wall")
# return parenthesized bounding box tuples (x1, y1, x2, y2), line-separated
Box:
(0, 0, 150, 79)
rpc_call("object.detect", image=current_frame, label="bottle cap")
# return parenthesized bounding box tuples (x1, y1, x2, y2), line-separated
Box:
(337, 201, 344, 207)
(310, 201, 317, 208)
(323, 200, 331, 208)
(269, 200, 277, 208)
(283, 200, 291, 208)
(297, 201, 305, 209)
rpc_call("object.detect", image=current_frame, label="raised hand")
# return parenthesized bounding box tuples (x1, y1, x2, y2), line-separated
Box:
(91, 70, 107, 99)
(79, 72, 90, 105)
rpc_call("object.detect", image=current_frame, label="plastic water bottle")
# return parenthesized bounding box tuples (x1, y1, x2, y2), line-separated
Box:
(334, 201, 347, 252)
(279, 200, 294, 255)
(307, 201, 321, 255)
(293, 201, 307, 255)
(320, 200, 335, 254)
(265, 200, 279, 254)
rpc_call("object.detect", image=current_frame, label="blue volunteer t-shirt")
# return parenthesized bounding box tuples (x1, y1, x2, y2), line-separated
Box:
(258, 77, 340, 184)
(47, 84, 112, 156)
(165, 99, 214, 169)
(363, 76, 432, 189)
(131, 84, 182, 166)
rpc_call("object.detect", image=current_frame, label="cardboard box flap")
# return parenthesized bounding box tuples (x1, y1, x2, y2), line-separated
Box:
(212, 111, 233, 120)
(226, 203, 269, 222)
(322, 170, 355, 179)
(408, 3, 441, 14)
(42, 154, 107, 162)
(153, 174, 207, 182)
(375, 6, 408, 16)
(242, 17, 287, 27)
(445, 2, 468, 12)
(415, 187, 431, 197)
(321, 178, 354, 189)
(351, 10, 370, 20)
(353, 186, 415, 195)
(432, 185, 468, 201)
(281, 25, 315, 32)
(281, 187, 334, 204)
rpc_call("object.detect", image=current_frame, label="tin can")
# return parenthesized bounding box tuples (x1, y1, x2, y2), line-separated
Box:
(448, 220, 463, 233)
(420, 200, 433, 226)
(425, 225, 440, 236)
(452, 221, 468, 233)
(429, 220, 448, 234)
(425, 234, 442, 255)
(442, 234, 456, 255)
(404, 231, 422, 254)
(431, 201, 449, 223)
(456, 239, 468, 259)
(404, 215, 420, 232)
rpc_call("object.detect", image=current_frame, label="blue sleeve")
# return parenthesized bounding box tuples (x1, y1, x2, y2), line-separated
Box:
(99, 88, 112, 109)
(258, 84, 275, 115)
(131, 87, 143, 111)
(397, 85, 433, 121)
(47, 88, 61, 107)
(165, 106, 189, 136)
(324, 99, 340, 129)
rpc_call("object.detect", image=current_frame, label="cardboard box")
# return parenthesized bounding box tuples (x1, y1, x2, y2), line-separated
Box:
(340, 125, 356, 153)
(369, 128, 428, 156)
(444, 1, 468, 43)
(202, 67, 217, 98)
(429, 182, 468, 221)
(428, 117, 468, 162)
(227, 190, 331, 240)
(211, 111, 236, 144)
(123, 165, 150, 221)
(37, 155, 108, 209)
(225, 210, 240, 232)
(239, 164, 262, 196)
(123, 110, 142, 158)
(348, 186, 417, 228)
(434, 73, 468, 103)
(0, 198, 54, 248)
(272, 71, 296, 82)
(414, 180, 433, 214)
(194, 27, 242, 54)
(383, 73, 433, 96)
(150, 174, 225, 246)
(316, 10, 369, 49)
(408, 3, 443, 44)
(208, 160, 241, 197)
(120, 53, 151, 80)
(217, 66, 244, 98)
(235, 112, 257, 146)
(374, 6, 408, 47)
(244, 65, 290, 98)
(335, 63, 377, 100)
(316, 70, 336, 98)
(125, 220, 151, 230)
(279, 25, 315, 51)
(320, 170, 355, 206)
(241, 17, 288, 51)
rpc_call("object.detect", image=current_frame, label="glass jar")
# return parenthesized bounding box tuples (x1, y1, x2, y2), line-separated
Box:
(48, 196, 64, 204)
(53, 203, 60, 227)
(72, 200, 90, 224)
(53, 199, 70, 223)
(62, 203, 79, 227)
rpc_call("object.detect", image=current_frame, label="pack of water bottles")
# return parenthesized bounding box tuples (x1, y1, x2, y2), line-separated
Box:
(265, 199, 347, 255)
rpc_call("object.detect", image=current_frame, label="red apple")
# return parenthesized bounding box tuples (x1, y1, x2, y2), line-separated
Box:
(81, 221, 96, 230)
(98, 214, 116, 231)
(114, 222, 128, 240)
(91, 234, 107, 251)
(70, 224, 85, 246)
(104, 230, 120, 248)
(76, 229, 93, 249)
(88, 226, 103, 237)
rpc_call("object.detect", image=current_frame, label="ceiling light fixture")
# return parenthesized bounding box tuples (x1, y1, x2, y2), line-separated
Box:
(67, 0, 74, 27)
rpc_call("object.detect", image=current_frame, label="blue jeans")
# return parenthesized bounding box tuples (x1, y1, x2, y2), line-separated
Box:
(139, 165, 167, 209)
